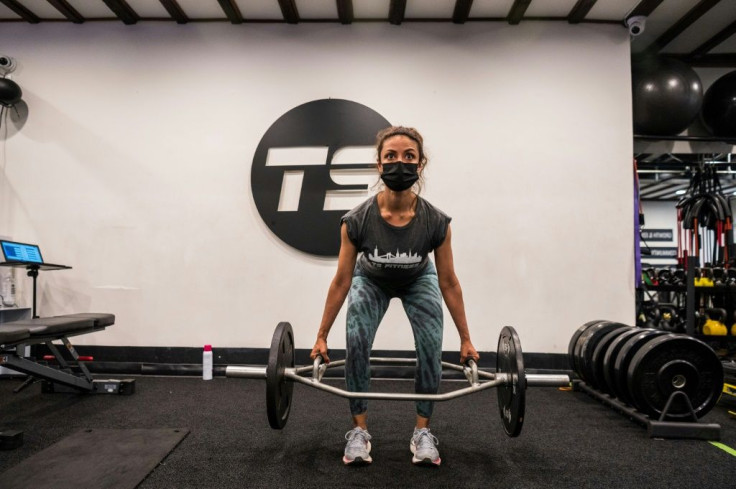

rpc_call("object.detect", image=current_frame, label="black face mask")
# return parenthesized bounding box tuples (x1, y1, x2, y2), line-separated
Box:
(380, 162, 419, 192)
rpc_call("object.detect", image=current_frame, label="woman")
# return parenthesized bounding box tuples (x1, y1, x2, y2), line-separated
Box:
(310, 126, 479, 466)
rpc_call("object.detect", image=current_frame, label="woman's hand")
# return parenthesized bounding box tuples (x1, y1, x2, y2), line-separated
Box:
(310, 337, 330, 363)
(460, 340, 479, 365)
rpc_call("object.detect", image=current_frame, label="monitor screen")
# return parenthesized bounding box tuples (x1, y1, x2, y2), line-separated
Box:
(0, 240, 43, 264)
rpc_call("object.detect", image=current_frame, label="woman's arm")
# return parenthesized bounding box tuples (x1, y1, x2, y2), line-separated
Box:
(310, 223, 358, 363)
(434, 225, 479, 363)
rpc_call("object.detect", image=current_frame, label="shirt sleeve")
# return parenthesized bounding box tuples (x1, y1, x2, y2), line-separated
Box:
(340, 212, 362, 249)
(433, 213, 452, 249)
(422, 198, 452, 250)
(340, 198, 370, 248)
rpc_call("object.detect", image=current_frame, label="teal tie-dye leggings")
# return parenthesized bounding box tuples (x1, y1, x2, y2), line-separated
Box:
(345, 262, 444, 418)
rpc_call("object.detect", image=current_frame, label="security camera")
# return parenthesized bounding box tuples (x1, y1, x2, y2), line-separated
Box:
(0, 55, 17, 74)
(626, 16, 646, 37)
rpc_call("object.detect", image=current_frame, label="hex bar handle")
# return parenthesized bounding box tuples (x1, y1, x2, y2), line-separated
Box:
(299, 357, 496, 377)
(286, 370, 507, 401)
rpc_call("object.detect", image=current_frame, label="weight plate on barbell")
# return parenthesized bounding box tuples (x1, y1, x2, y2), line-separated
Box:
(568, 320, 606, 371)
(627, 335, 723, 420)
(577, 322, 629, 388)
(612, 329, 669, 406)
(601, 328, 649, 401)
(590, 326, 634, 395)
(266, 321, 295, 430)
(497, 325, 526, 437)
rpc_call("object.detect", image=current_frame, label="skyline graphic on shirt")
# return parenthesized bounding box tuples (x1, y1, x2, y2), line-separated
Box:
(368, 246, 422, 264)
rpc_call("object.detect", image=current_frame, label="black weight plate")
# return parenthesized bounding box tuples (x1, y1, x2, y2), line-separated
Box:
(578, 322, 630, 388)
(266, 321, 295, 430)
(612, 329, 668, 406)
(591, 326, 634, 394)
(602, 328, 648, 401)
(628, 335, 724, 420)
(568, 320, 606, 371)
(497, 326, 526, 437)
(574, 321, 622, 379)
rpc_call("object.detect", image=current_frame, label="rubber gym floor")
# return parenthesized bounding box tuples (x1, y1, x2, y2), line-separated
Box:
(1, 374, 734, 489)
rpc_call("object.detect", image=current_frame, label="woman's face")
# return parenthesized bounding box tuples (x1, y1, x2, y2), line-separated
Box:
(378, 135, 421, 172)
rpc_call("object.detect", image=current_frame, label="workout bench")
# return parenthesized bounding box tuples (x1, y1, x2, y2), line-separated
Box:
(0, 313, 135, 395)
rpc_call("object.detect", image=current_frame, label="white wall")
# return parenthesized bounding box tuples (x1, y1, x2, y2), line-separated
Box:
(0, 22, 635, 354)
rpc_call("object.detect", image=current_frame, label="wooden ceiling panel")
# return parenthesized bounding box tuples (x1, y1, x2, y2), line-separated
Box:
(0, 3, 19, 19)
(66, 0, 117, 17)
(126, 0, 168, 17)
(235, 0, 283, 20)
(20, 0, 67, 18)
(0, 0, 39, 22)
(468, 0, 515, 18)
(525, 0, 577, 17)
(586, 0, 639, 20)
(175, 0, 223, 19)
(661, 1, 736, 54)
(353, 0, 390, 19)
(630, 0, 705, 54)
(405, 0, 455, 19)
(470, 0, 514, 19)
(710, 32, 736, 54)
(296, 0, 337, 20)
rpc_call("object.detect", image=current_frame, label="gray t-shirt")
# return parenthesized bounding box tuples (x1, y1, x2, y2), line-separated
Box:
(341, 195, 452, 285)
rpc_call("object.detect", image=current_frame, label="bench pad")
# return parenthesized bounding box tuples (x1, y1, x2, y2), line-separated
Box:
(0, 326, 31, 344)
(54, 313, 115, 328)
(2, 317, 95, 336)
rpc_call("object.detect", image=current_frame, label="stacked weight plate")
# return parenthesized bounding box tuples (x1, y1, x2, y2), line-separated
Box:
(568, 321, 724, 420)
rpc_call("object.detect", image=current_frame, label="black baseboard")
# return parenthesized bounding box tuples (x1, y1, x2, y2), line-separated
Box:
(30, 345, 571, 378)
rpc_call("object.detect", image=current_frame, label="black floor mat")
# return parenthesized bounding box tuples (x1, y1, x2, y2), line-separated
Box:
(0, 428, 188, 489)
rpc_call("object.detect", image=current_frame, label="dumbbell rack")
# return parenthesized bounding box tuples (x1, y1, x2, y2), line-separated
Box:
(573, 380, 721, 440)
(643, 256, 736, 338)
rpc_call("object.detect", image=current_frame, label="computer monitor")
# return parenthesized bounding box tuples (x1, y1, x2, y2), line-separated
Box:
(0, 240, 44, 265)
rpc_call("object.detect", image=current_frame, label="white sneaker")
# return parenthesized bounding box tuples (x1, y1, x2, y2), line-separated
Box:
(343, 427, 372, 465)
(410, 428, 441, 466)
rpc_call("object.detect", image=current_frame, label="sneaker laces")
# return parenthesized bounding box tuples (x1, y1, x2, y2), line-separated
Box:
(345, 428, 371, 449)
(413, 429, 439, 449)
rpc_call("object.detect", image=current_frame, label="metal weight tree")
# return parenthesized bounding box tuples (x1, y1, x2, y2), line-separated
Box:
(676, 162, 734, 335)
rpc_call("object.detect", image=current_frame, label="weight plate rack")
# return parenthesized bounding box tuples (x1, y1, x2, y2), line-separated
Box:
(569, 320, 723, 440)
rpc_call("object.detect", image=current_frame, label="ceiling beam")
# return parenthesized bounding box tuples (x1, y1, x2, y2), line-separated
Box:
(643, 0, 722, 55)
(507, 0, 531, 25)
(672, 53, 736, 68)
(278, 0, 299, 24)
(0, 0, 40, 23)
(217, 0, 243, 24)
(389, 0, 406, 25)
(101, 0, 139, 25)
(568, 0, 597, 24)
(159, 0, 188, 24)
(336, 0, 353, 25)
(452, 0, 473, 24)
(690, 19, 736, 58)
(627, 0, 666, 18)
(46, 0, 84, 23)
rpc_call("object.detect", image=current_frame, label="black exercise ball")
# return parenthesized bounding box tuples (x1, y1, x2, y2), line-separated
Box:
(701, 70, 736, 138)
(0, 77, 22, 107)
(632, 57, 703, 136)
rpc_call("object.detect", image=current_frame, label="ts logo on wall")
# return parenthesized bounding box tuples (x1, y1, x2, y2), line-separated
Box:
(251, 99, 391, 257)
